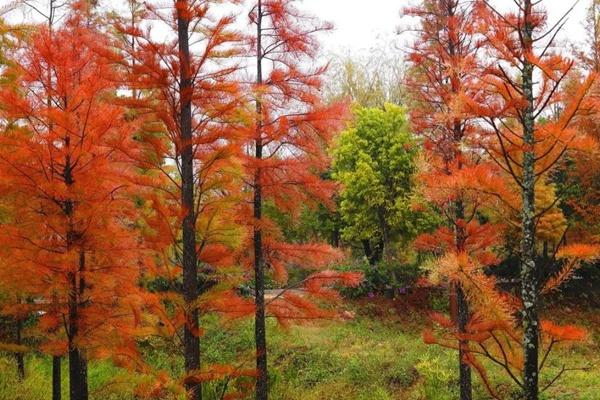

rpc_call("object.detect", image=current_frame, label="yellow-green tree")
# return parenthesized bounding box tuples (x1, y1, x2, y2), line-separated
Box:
(333, 104, 424, 264)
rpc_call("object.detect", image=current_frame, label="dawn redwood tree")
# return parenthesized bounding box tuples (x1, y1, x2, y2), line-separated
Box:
(405, 1, 488, 397)
(12, 3, 102, 397)
(246, 1, 361, 398)
(563, 0, 600, 239)
(16, 3, 70, 398)
(115, 1, 247, 399)
(0, 283, 28, 381)
(0, 8, 143, 400)
(0, 9, 28, 386)
(578, 0, 600, 72)
(473, 1, 598, 398)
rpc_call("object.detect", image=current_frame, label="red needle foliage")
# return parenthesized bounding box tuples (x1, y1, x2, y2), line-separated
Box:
(561, 8, 600, 242)
(244, 1, 361, 397)
(409, 1, 600, 398)
(408, 1, 600, 398)
(423, 310, 590, 399)
(0, 8, 144, 400)
(405, 1, 509, 398)
(115, 1, 254, 398)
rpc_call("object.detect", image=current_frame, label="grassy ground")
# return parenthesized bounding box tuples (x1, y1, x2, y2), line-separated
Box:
(1, 301, 599, 399)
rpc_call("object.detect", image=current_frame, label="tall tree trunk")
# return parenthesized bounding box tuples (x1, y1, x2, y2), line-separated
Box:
(68, 345, 87, 400)
(371, 237, 385, 266)
(521, 1, 539, 398)
(15, 316, 25, 380)
(68, 251, 88, 400)
(446, 0, 472, 391)
(67, 284, 88, 400)
(454, 200, 472, 400)
(254, 2, 268, 398)
(63, 139, 88, 400)
(47, 13, 62, 400)
(176, 2, 201, 399)
(53, 356, 61, 400)
(456, 284, 471, 399)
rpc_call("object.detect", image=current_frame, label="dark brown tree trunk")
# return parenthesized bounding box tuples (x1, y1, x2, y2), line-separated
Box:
(68, 251, 88, 400)
(50, 17, 62, 397)
(15, 317, 25, 380)
(176, 2, 201, 399)
(331, 226, 340, 248)
(362, 240, 374, 265)
(454, 198, 472, 400)
(254, 2, 268, 398)
(520, 2, 539, 398)
(377, 207, 392, 262)
(67, 289, 87, 400)
(365, 237, 384, 266)
(446, 1, 472, 391)
(445, 0, 472, 394)
(62, 139, 88, 400)
(456, 285, 471, 399)
(53, 356, 61, 400)
(68, 346, 88, 400)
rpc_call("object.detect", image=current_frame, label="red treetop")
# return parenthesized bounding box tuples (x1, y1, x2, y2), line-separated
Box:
(242, 0, 360, 320)
(0, 12, 144, 360)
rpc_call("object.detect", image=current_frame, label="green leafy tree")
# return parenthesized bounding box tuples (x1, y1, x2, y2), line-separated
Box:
(333, 104, 426, 264)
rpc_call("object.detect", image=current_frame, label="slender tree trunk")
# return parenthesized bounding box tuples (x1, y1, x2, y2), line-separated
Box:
(377, 207, 392, 262)
(456, 285, 471, 399)
(53, 356, 61, 400)
(67, 286, 88, 400)
(447, 0, 472, 388)
(331, 225, 340, 248)
(176, 2, 201, 399)
(254, 2, 268, 398)
(362, 240, 375, 265)
(371, 237, 384, 266)
(68, 251, 88, 400)
(454, 199, 472, 400)
(62, 139, 88, 400)
(47, 13, 62, 398)
(15, 317, 25, 380)
(362, 238, 384, 266)
(521, 2, 539, 398)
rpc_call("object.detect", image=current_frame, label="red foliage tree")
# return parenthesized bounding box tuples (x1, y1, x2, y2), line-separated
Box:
(115, 1, 253, 399)
(244, 1, 361, 398)
(405, 1, 501, 398)
(422, 241, 598, 398)
(561, 1, 600, 242)
(408, 1, 600, 398)
(457, 1, 599, 398)
(0, 8, 143, 400)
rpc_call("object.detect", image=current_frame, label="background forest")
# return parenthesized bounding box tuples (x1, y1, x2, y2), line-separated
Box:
(1, 1, 600, 400)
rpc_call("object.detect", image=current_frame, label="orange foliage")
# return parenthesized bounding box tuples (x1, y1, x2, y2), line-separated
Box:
(242, 0, 361, 324)
(540, 320, 588, 342)
(409, 1, 595, 397)
(113, 1, 254, 396)
(0, 10, 144, 375)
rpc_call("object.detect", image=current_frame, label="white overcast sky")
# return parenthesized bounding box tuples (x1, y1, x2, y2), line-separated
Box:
(300, 0, 589, 56)
(4, 0, 590, 57)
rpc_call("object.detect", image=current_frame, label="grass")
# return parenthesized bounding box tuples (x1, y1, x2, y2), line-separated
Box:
(1, 302, 599, 399)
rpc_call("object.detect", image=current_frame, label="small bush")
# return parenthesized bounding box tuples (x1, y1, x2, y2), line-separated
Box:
(338, 260, 422, 298)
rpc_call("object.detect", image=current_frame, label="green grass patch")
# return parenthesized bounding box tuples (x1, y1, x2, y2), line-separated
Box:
(1, 304, 599, 399)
